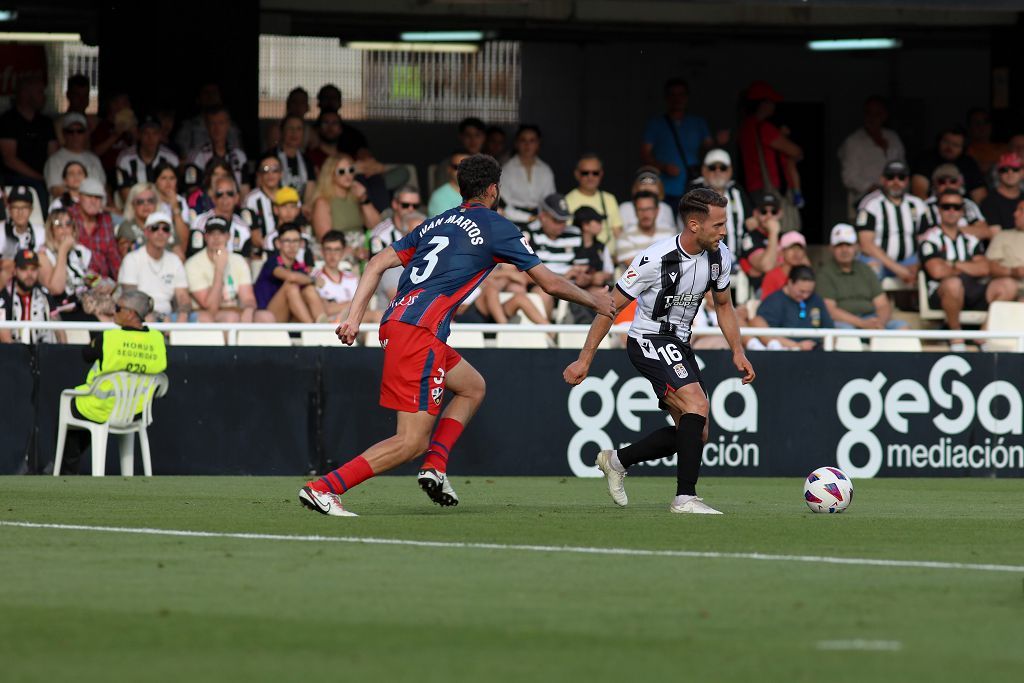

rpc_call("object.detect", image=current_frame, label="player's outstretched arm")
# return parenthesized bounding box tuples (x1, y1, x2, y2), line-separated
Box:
(336, 247, 402, 345)
(713, 288, 756, 385)
(563, 287, 632, 386)
(526, 264, 615, 318)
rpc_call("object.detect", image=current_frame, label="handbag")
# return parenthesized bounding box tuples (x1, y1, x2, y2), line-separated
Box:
(752, 121, 802, 232)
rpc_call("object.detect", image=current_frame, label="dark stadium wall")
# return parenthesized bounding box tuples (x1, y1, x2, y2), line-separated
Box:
(5, 345, 1023, 479)
(96, 1, 261, 159)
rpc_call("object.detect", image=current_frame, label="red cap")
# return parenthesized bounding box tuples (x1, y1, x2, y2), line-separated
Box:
(998, 152, 1023, 169)
(746, 81, 782, 102)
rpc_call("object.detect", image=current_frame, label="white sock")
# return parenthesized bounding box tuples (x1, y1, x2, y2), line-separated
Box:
(609, 451, 626, 473)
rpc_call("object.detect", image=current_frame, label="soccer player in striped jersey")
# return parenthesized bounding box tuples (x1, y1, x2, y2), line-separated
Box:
(563, 188, 755, 515)
(299, 154, 614, 517)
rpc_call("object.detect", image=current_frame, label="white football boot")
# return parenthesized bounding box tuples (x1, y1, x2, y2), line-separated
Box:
(418, 469, 459, 507)
(595, 450, 628, 507)
(669, 495, 723, 515)
(299, 486, 358, 517)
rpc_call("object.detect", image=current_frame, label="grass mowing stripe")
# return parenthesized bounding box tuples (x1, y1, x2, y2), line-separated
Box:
(4, 520, 1024, 574)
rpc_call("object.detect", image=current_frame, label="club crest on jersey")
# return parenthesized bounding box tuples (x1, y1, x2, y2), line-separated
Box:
(431, 387, 444, 405)
(673, 363, 688, 379)
(623, 268, 640, 286)
(711, 264, 720, 280)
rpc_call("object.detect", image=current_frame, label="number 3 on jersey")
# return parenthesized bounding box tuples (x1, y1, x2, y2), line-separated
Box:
(409, 236, 449, 284)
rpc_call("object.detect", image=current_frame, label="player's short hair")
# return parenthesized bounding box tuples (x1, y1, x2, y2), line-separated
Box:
(393, 184, 420, 200)
(457, 154, 501, 200)
(789, 265, 816, 283)
(320, 229, 345, 246)
(678, 187, 727, 226)
(458, 117, 485, 134)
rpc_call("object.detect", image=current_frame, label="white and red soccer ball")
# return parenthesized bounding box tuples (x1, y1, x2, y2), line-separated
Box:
(803, 467, 854, 513)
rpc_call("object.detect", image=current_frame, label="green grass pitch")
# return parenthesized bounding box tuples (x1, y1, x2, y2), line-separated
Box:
(1, 475, 1022, 683)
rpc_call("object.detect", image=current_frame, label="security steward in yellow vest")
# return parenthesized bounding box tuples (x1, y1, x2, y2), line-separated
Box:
(59, 290, 167, 474)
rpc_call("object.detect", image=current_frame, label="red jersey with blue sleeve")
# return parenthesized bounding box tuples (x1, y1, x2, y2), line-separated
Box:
(382, 201, 542, 341)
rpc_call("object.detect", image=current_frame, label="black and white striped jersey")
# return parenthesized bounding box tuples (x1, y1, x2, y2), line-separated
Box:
(244, 188, 276, 236)
(855, 190, 928, 261)
(186, 145, 248, 187)
(524, 220, 582, 276)
(115, 145, 180, 190)
(616, 235, 732, 344)
(918, 226, 985, 294)
(920, 194, 985, 231)
(687, 178, 751, 258)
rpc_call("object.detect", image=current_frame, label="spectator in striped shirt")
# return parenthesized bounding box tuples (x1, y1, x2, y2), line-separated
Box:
(919, 189, 1017, 351)
(114, 114, 179, 204)
(855, 160, 927, 284)
(525, 193, 579, 318)
(920, 163, 990, 242)
(244, 152, 283, 243)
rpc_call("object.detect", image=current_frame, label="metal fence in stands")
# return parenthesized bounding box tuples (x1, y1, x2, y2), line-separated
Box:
(1, 321, 1022, 352)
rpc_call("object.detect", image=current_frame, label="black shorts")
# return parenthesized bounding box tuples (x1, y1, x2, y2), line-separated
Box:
(626, 334, 706, 409)
(928, 274, 988, 311)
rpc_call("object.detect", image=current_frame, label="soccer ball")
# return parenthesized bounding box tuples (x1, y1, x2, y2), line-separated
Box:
(803, 467, 854, 513)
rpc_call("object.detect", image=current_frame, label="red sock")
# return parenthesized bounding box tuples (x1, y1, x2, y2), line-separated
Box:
(311, 455, 374, 495)
(421, 418, 464, 474)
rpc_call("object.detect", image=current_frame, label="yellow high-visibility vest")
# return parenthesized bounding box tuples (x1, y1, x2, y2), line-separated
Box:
(74, 327, 167, 423)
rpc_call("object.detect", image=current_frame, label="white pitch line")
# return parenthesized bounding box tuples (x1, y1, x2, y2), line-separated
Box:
(1, 520, 1023, 574)
(817, 640, 903, 652)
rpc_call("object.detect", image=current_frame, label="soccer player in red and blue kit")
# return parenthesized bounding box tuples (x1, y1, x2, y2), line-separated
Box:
(299, 154, 614, 516)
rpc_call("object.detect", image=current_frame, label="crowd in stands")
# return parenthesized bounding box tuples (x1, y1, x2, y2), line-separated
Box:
(2, 72, 1024, 351)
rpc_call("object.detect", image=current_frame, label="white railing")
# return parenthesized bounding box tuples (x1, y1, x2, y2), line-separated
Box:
(2, 321, 1023, 352)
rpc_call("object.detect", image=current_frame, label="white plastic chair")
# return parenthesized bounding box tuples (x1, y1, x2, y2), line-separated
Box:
(556, 331, 611, 350)
(446, 330, 486, 348)
(918, 271, 986, 324)
(169, 329, 226, 346)
(64, 329, 92, 345)
(235, 329, 293, 346)
(495, 330, 551, 348)
(983, 301, 1024, 352)
(53, 372, 169, 477)
(869, 336, 922, 352)
(833, 336, 865, 352)
(301, 330, 341, 347)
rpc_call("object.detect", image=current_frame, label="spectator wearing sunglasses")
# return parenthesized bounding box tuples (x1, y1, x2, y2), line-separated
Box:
(566, 153, 622, 249)
(118, 212, 190, 323)
(919, 189, 1018, 351)
(919, 163, 990, 241)
(311, 153, 381, 248)
(837, 96, 905, 218)
(113, 114, 179, 204)
(910, 126, 986, 204)
(750, 265, 832, 351)
(43, 113, 106, 200)
(245, 152, 284, 241)
(980, 153, 1024, 233)
(428, 151, 469, 216)
(688, 149, 752, 259)
(116, 182, 163, 256)
(738, 191, 785, 293)
(190, 176, 252, 256)
(854, 160, 928, 284)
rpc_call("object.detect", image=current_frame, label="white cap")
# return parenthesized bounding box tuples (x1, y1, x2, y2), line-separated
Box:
(145, 211, 173, 228)
(703, 149, 732, 167)
(78, 177, 106, 200)
(830, 223, 858, 246)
